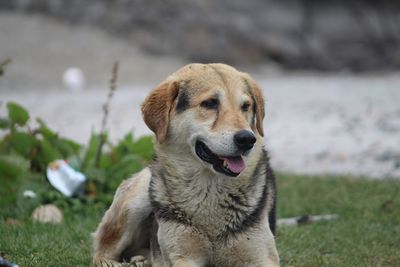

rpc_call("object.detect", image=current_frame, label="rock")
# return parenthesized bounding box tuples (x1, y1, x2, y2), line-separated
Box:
(32, 204, 63, 224)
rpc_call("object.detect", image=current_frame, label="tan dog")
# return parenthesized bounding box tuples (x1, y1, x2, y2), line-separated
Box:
(93, 63, 279, 267)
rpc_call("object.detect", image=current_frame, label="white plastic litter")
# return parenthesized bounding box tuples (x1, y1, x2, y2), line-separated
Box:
(23, 190, 37, 198)
(0, 256, 19, 267)
(47, 160, 86, 197)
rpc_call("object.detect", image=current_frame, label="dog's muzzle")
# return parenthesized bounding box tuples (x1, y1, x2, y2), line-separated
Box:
(195, 133, 255, 177)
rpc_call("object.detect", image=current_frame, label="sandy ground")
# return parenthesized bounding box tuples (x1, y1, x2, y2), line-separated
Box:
(1, 13, 400, 179)
(0, 13, 185, 89)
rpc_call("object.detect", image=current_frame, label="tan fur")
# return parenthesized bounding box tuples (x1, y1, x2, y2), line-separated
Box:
(93, 63, 279, 267)
(93, 168, 152, 266)
(142, 82, 180, 143)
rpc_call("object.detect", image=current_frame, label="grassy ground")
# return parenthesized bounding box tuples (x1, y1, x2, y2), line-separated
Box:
(277, 174, 400, 267)
(1, 174, 399, 267)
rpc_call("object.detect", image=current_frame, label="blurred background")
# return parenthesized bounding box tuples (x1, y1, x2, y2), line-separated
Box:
(1, 0, 400, 178)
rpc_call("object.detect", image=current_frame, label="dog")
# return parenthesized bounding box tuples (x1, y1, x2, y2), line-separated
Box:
(93, 63, 279, 267)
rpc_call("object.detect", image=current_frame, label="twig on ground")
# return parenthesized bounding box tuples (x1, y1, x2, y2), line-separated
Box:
(278, 214, 338, 227)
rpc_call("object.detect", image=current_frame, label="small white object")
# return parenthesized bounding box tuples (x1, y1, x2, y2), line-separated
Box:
(47, 160, 86, 197)
(23, 190, 37, 198)
(32, 204, 63, 224)
(62, 67, 86, 92)
(0, 256, 20, 267)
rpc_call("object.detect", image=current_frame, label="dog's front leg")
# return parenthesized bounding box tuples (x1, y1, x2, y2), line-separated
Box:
(155, 221, 210, 267)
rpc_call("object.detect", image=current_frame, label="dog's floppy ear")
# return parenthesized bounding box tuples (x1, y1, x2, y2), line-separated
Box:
(141, 81, 179, 143)
(248, 80, 265, 137)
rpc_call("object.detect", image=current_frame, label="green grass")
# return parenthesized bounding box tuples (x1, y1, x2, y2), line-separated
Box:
(0, 210, 98, 266)
(277, 174, 400, 267)
(1, 174, 400, 266)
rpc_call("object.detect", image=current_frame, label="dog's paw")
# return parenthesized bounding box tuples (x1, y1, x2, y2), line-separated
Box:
(129, 255, 149, 267)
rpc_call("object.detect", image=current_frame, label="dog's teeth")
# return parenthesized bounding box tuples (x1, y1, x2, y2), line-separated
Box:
(223, 160, 228, 168)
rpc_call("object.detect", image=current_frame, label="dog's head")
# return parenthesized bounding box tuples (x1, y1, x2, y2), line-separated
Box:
(141, 63, 265, 177)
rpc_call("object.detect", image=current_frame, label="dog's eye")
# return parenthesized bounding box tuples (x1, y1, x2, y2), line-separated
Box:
(241, 102, 251, 112)
(201, 98, 219, 109)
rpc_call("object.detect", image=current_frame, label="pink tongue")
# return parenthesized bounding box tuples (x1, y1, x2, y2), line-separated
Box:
(221, 156, 246, 173)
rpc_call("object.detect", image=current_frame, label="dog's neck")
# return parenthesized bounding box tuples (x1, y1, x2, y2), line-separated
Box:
(154, 141, 204, 179)
(149, 141, 269, 237)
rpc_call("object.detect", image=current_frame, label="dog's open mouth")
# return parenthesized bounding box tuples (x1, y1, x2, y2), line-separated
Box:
(195, 141, 245, 177)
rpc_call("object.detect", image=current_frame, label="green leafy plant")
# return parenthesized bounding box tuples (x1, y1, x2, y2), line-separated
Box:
(0, 61, 154, 218)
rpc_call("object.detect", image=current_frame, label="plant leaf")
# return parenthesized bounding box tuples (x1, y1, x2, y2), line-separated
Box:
(37, 118, 58, 140)
(105, 154, 142, 189)
(35, 139, 63, 170)
(81, 133, 102, 171)
(132, 136, 154, 160)
(9, 132, 37, 157)
(0, 154, 30, 178)
(85, 167, 107, 184)
(37, 118, 81, 157)
(7, 102, 30, 126)
(0, 117, 9, 129)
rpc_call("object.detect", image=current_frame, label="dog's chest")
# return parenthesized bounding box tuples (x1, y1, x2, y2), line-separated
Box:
(176, 183, 257, 236)
(150, 166, 266, 237)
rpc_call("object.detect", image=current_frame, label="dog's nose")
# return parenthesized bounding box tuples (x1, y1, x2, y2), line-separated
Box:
(234, 130, 256, 151)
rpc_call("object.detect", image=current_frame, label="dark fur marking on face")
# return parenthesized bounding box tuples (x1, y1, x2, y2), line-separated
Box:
(211, 108, 220, 129)
(176, 90, 190, 113)
(176, 81, 191, 113)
